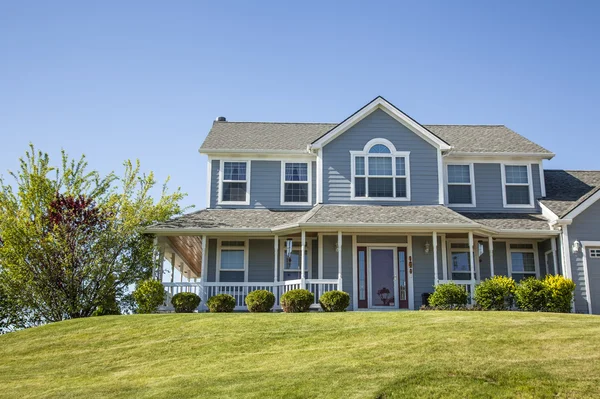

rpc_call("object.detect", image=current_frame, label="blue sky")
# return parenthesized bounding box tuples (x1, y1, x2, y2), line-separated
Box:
(1, 0, 599, 210)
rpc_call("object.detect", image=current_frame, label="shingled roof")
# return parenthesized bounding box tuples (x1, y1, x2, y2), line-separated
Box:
(462, 213, 552, 231)
(541, 170, 600, 217)
(200, 121, 552, 155)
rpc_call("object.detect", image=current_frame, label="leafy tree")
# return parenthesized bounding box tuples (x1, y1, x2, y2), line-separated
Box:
(0, 145, 185, 325)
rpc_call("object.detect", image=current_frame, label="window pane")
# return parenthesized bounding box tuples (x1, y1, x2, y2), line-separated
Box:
(369, 144, 391, 154)
(221, 249, 244, 270)
(505, 165, 528, 184)
(511, 252, 535, 272)
(355, 177, 366, 197)
(284, 183, 308, 203)
(222, 182, 247, 202)
(395, 157, 406, 176)
(355, 157, 365, 175)
(221, 241, 245, 247)
(223, 162, 246, 181)
(395, 178, 407, 198)
(285, 163, 308, 182)
(448, 185, 472, 204)
(451, 252, 471, 272)
(358, 250, 366, 301)
(368, 157, 392, 176)
(285, 250, 300, 270)
(448, 165, 470, 183)
(368, 178, 393, 197)
(506, 186, 530, 205)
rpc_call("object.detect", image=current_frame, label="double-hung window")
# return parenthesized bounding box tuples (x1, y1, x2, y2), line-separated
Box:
(449, 243, 475, 281)
(281, 162, 310, 205)
(351, 139, 410, 200)
(447, 164, 475, 206)
(509, 243, 537, 282)
(218, 240, 247, 282)
(220, 161, 249, 204)
(502, 165, 533, 207)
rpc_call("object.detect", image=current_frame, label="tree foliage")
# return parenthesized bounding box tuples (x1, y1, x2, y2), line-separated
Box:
(0, 145, 185, 326)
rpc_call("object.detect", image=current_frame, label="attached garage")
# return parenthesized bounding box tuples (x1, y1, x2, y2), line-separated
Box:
(584, 245, 600, 315)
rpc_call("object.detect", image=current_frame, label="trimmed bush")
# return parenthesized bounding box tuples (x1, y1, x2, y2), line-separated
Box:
(515, 277, 548, 312)
(544, 275, 575, 313)
(207, 294, 236, 313)
(319, 290, 350, 312)
(132, 279, 165, 314)
(171, 292, 201, 313)
(245, 290, 275, 313)
(428, 282, 469, 309)
(474, 276, 517, 310)
(280, 289, 314, 313)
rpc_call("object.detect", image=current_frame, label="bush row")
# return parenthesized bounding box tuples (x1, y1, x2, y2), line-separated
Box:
(424, 275, 575, 313)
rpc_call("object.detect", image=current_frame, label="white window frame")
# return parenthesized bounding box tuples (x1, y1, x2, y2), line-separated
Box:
(350, 138, 411, 201)
(218, 160, 251, 206)
(216, 238, 249, 282)
(279, 238, 312, 281)
(280, 161, 312, 206)
(590, 248, 600, 258)
(501, 163, 534, 209)
(506, 241, 539, 280)
(445, 163, 476, 207)
(446, 239, 480, 281)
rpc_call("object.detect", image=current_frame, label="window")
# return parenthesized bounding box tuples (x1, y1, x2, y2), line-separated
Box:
(281, 162, 311, 205)
(447, 164, 475, 206)
(502, 165, 533, 207)
(590, 249, 600, 258)
(449, 243, 475, 281)
(351, 139, 410, 200)
(282, 241, 309, 281)
(217, 240, 247, 282)
(220, 161, 249, 204)
(508, 243, 537, 282)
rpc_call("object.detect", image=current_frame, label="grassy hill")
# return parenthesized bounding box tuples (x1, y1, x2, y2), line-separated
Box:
(1, 312, 600, 398)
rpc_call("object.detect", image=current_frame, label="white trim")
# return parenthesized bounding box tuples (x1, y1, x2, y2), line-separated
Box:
(350, 138, 411, 202)
(316, 149, 323, 204)
(446, 238, 481, 282)
(505, 240, 540, 280)
(273, 235, 279, 282)
(318, 233, 324, 279)
(280, 161, 312, 206)
(352, 234, 358, 310)
(311, 97, 451, 150)
(468, 233, 475, 281)
(563, 189, 600, 220)
(407, 235, 414, 310)
(539, 161, 546, 197)
(500, 163, 535, 209)
(488, 236, 495, 277)
(551, 237, 559, 275)
(337, 231, 343, 283)
(200, 149, 316, 157)
(218, 159, 251, 206)
(441, 234, 448, 280)
(433, 232, 438, 284)
(206, 157, 212, 208)
(580, 241, 600, 315)
(437, 150, 444, 204)
(216, 238, 249, 282)
(367, 247, 399, 309)
(561, 225, 573, 279)
(279, 237, 312, 282)
(540, 202, 559, 223)
(445, 152, 554, 161)
(445, 162, 476, 207)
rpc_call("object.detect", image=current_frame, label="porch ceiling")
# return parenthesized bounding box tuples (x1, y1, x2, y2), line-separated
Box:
(167, 236, 203, 278)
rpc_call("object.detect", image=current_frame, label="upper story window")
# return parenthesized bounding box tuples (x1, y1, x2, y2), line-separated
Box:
(446, 164, 475, 207)
(281, 162, 311, 205)
(502, 164, 533, 208)
(350, 139, 410, 201)
(219, 161, 250, 205)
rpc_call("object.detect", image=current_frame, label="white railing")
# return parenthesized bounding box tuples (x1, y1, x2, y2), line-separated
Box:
(162, 279, 340, 311)
(436, 279, 477, 304)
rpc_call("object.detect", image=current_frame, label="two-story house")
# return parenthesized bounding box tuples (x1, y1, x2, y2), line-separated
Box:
(147, 96, 600, 313)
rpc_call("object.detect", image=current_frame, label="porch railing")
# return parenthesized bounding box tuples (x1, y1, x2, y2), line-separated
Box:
(436, 279, 477, 304)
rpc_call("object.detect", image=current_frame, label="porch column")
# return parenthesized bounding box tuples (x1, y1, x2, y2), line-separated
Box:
(201, 235, 208, 309)
(301, 230, 306, 287)
(432, 232, 438, 285)
(170, 252, 176, 297)
(468, 232, 475, 281)
(337, 231, 343, 289)
(157, 249, 165, 281)
(488, 236, 495, 277)
(551, 237, 559, 275)
(274, 235, 279, 282)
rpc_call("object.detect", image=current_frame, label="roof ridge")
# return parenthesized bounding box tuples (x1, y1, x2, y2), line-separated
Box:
(214, 121, 337, 125)
(424, 124, 506, 127)
(545, 169, 600, 173)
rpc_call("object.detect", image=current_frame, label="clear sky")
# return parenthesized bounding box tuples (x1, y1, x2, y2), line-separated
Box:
(1, 0, 599, 210)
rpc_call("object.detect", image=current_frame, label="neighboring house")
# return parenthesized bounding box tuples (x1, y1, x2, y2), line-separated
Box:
(146, 97, 600, 313)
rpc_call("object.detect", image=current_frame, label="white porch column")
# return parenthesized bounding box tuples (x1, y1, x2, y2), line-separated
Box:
(488, 236, 495, 277)
(551, 237, 559, 275)
(157, 249, 165, 281)
(274, 235, 279, 282)
(433, 232, 438, 285)
(441, 234, 448, 281)
(170, 253, 176, 283)
(468, 232, 475, 281)
(337, 231, 343, 289)
(201, 235, 208, 309)
(301, 230, 306, 287)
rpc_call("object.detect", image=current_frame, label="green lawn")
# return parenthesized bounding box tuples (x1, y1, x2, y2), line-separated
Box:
(1, 312, 600, 398)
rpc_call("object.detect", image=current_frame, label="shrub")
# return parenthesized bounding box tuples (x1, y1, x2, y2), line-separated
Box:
(474, 276, 516, 310)
(171, 292, 201, 313)
(515, 277, 548, 312)
(544, 275, 575, 313)
(319, 290, 350, 312)
(206, 294, 236, 313)
(132, 279, 165, 314)
(280, 289, 314, 313)
(245, 290, 275, 313)
(428, 283, 469, 309)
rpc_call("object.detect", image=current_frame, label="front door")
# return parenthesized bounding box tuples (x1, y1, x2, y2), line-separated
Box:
(368, 248, 398, 308)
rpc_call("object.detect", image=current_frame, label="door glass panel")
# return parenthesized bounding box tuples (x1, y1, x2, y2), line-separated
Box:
(371, 249, 395, 307)
(399, 250, 406, 301)
(358, 250, 366, 301)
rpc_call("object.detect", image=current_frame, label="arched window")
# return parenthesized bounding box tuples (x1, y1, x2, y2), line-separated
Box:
(350, 139, 410, 200)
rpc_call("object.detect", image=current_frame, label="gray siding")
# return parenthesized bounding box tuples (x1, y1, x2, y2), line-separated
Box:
(450, 163, 542, 213)
(311, 238, 318, 278)
(248, 239, 274, 282)
(322, 109, 440, 205)
(320, 235, 353, 309)
(413, 236, 443, 308)
(206, 238, 217, 282)
(210, 160, 316, 209)
(322, 235, 339, 280)
(477, 242, 509, 280)
(568, 199, 600, 313)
